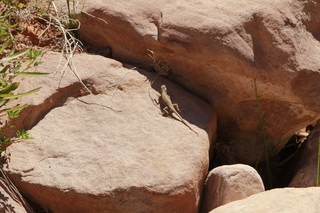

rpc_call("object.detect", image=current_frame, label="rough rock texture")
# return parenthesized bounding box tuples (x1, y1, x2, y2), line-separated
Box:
(209, 187, 320, 213)
(4, 52, 216, 213)
(0, 176, 28, 213)
(288, 120, 320, 187)
(62, 0, 320, 164)
(201, 164, 264, 213)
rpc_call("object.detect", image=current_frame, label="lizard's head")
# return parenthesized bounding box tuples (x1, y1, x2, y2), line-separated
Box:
(161, 84, 167, 92)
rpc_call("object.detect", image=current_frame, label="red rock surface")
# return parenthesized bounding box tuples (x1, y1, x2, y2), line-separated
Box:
(5, 52, 216, 213)
(69, 0, 320, 164)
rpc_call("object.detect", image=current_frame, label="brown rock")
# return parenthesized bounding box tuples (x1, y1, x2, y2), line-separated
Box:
(0, 175, 28, 213)
(5, 52, 216, 213)
(209, 187, 320, 213)
(201, 164, 264, 213)
(63, 0, 320, 164)
(288, 120, 320, 187)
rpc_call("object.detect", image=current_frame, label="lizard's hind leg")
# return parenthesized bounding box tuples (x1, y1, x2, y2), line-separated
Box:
(173, 103, 182, 113)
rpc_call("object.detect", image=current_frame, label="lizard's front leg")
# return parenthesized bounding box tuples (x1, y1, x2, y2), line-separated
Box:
(173, 103, 182, 113)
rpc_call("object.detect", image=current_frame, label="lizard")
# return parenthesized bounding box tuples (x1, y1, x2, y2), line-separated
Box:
(160, 84, 198, 136)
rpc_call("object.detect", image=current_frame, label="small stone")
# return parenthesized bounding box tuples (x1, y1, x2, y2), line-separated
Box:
(201, 164, 264, 212)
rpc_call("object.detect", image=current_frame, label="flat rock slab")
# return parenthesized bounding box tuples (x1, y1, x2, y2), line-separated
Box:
(210, 187, 320, 213)
(4, 52, 216, 213)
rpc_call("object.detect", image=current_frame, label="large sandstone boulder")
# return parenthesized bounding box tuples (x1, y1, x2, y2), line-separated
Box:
(288, 120, 320, 187)
(4, 52, 216, 213)
(201, 164, 264, 213)
(63, 0, 320, 164)
(209, 187, 320, 213)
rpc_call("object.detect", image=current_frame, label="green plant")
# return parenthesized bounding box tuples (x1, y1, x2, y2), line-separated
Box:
(66, 0, 81, 29)
(269, 135, 294, 158)
(7, 109, 20, 118)
(0, 2, 49, 152)
(0, 43, 47, 151)
(253, 79, 298, 189)
(16, 129, 33, 139)
(253, 79, 273, 188)
(0, 13, 15, 41)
